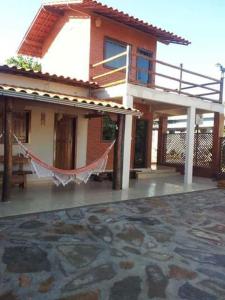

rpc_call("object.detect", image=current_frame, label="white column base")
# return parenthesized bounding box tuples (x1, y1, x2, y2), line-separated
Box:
(184, 106, 196, 185)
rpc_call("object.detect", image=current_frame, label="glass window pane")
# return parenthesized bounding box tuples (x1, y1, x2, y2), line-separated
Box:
(136, 49, 153, 84)
(105, 39, 126, 68)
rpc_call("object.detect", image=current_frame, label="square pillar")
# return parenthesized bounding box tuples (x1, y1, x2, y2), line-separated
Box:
(2, 97, 13, 202)
(122, 94, 133, 189)
(212, 112, 224, 176)
(157, 115, 168, 165)
(184, 106, 196, 185)
(76, 116, 88, 168)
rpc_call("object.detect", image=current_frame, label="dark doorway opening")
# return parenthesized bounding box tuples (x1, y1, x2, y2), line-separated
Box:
(134, 119, 148, 168)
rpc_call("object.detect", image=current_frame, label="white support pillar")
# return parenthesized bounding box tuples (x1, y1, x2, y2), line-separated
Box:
(122, 94, 133, 189)
(184, 106, 196, 185)
(76, 116, 88, 168)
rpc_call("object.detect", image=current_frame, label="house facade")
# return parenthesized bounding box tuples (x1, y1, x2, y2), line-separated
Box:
(0, 0, 224, 201)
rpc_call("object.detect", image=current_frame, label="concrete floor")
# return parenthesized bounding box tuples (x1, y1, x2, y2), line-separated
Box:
(0, 175, 216, 218)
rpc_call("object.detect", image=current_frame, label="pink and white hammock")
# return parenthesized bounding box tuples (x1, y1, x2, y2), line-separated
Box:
(13, 134, 115, 186)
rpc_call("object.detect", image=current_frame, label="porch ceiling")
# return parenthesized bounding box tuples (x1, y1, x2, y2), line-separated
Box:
(0, 84, 141, 116)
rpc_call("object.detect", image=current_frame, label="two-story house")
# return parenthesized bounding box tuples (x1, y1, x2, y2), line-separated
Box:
(0, 0, 224, 202)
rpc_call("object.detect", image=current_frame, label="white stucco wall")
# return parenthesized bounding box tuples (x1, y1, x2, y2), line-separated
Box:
(0, 104, 88, 182)
(41, 16, 91, 81)
(0, 73, 90, 98)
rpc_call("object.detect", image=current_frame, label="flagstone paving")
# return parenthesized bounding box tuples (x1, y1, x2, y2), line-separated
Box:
(1, 189, 225, 299)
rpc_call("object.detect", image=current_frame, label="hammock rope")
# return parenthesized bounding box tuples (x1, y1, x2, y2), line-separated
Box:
(13, 134, 115, 186)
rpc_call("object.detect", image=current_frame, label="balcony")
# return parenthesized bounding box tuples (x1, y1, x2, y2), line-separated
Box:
(91, 47, 224, 104)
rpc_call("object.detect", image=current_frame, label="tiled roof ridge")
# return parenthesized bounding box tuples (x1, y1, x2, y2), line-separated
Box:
(0, 83, 142, 116)
(43, 0, 190, 45)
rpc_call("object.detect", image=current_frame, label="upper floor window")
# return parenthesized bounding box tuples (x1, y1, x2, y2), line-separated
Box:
(136, 48, 153, 85)
(104, 38, 127, 69)
(0, 111, 30, 144)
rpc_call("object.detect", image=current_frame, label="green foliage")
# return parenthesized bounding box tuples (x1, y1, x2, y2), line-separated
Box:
(6, 55, 41, 72)
(102, 115, 116, 141)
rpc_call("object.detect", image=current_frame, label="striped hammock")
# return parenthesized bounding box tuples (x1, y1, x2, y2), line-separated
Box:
(13, 134, 115, 186)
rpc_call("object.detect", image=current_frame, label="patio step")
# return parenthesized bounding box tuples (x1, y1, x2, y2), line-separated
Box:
(135, 167, 180, 179)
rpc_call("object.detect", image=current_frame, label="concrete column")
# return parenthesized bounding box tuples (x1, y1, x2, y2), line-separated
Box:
(76, 116, 88, 168)
(157, 115, 168, 165)
(184, 106, 196, 185)
(122, 94, 133, 189)
(212, 112, 225, 175)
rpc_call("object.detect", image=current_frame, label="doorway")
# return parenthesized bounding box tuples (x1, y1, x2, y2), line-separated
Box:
(134, 119, 148, 168)
(54, 114, 76, 170)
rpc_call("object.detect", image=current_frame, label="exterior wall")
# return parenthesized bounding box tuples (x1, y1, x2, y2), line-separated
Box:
(40, 10, 157, 84)
(0, 102, 89, 182)
(0, 73, 89, 98)
(41, 12, 91, 82)
(87, 117, 114, 170)
(90, 14, 157, 84)
(0, 105, 54, 179)
(87, 101, 153, 170)
(87, 15, 157, 168)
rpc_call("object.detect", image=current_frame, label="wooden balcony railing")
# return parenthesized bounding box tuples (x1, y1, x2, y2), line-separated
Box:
(91, 46, 224, 103)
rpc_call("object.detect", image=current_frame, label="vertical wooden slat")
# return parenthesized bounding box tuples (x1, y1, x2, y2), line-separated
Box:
(113, 114, 125, 190)
(219, 76, 224, 104)
(2, 97, 13, 202)
(157, 115, 168, 165)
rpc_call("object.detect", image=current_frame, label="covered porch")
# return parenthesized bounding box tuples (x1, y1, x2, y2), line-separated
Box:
(0, 80, 140, 203)
(0, 175, 216, 218)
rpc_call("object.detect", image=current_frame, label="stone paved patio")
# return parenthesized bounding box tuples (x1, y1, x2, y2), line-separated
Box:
(1, 189, 225, 299)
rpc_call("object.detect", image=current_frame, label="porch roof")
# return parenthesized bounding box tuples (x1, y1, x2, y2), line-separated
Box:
(0, 84, 141, 116)
(0, 65, 98, 89)
(18, 0, 190, 57)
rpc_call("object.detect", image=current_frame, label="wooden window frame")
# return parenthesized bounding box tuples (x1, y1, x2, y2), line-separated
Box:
(103, 36, 129, 70)
(0, 110, 31, 144)
(136, 48, 154, 85)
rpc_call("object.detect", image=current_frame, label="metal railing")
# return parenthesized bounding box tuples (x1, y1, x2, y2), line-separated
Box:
(91, 47, 224, 103)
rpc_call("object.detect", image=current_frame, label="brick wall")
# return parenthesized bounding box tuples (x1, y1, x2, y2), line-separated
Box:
(89, 15, 157, 85)
(87, 14, 157, 169)
(87, 102, 153, 170)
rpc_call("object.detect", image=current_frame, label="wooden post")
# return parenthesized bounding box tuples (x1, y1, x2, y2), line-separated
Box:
(212, 112, 224, 176)
(2, 97, 13, 202)
(219, 74, 224, 104)
(113, 114, 125, 190)
(157, 115, 168, 165)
